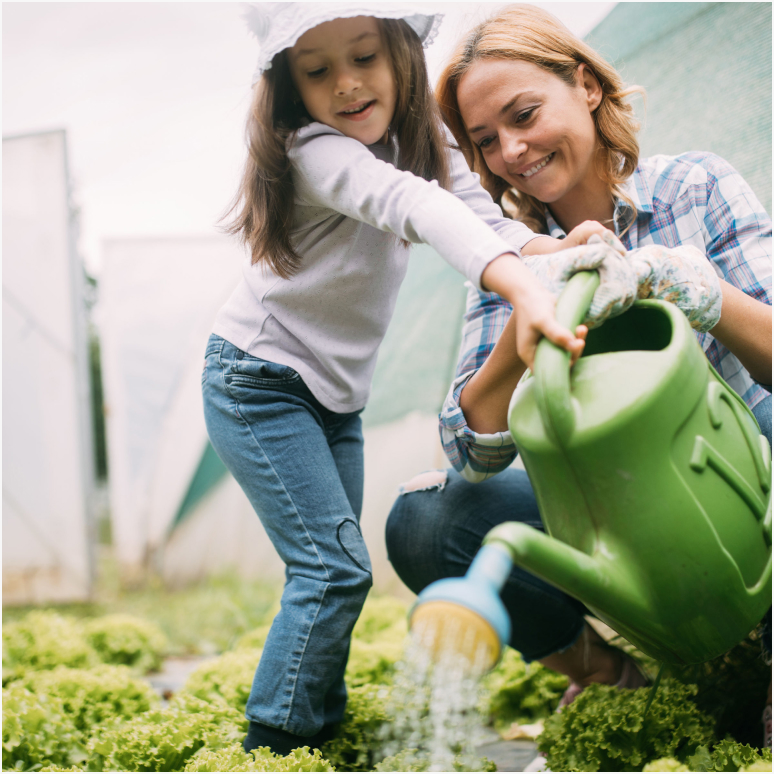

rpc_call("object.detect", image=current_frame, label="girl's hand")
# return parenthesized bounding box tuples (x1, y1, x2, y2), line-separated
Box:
(509, 272, 586, 370)
(521, 232, 638, 329)
(481, 253, 585, 370)
(628, 244, 722, 332)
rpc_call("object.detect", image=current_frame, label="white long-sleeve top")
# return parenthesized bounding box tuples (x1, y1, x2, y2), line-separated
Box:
(212, 122, 538, 413)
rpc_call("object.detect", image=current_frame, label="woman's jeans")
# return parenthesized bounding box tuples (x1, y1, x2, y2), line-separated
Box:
(202, 335, 372, 736)
(386, 395, 772, 661)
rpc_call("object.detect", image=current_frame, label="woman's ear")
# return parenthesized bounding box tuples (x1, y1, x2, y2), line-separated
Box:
(578, 63, 603, 112)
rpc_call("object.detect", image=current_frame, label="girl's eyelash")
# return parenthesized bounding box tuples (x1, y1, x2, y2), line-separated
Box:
(355, 53, 376, 63)
(307, 67, 327, 78)
(516, 107, 536, 123)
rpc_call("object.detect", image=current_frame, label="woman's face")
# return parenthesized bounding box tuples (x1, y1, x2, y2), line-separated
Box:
(456, 59, 603, 205)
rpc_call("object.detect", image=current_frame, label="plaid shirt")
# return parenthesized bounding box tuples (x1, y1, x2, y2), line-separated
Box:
(440, 152, 772, 482)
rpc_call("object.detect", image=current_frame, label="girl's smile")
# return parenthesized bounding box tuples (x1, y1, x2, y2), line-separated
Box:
(338, 99, 376, 121)
(289, 17, 396, 146)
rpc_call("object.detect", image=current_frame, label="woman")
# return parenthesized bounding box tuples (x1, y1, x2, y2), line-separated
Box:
(385, 2, 772, 745)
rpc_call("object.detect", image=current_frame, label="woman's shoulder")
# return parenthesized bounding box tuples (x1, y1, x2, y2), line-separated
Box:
(638, 152, 742, 194)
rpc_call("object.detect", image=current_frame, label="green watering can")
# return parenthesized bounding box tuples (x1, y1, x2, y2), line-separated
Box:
(411, 272, 771, 668)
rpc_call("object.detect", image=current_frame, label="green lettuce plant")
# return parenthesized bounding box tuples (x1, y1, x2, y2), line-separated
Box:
(480, 648, 569, 732)
(538, 680, 716, 771)
(642, 758, 690, 771)
(83, 614, 168, 673)
(666, 635, 770, 747)
(183, 744, 334, 772)
(182, 649, 262, 713)
(2, 683, 87, 771)
(684, 740, 773, 772)
(351, 596, 408, 643)
(346, 637, 404, 688)
(373, 748, 496, 772)
(85, 693, 246, 772)
(234, 625, 271, 651)
(321, 684, 390, 771)
(3, 612, 97, 685)
(17, 664, 158, 733)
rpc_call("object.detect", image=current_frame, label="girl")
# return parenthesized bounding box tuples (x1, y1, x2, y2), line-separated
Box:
(202, 3, 622, 756)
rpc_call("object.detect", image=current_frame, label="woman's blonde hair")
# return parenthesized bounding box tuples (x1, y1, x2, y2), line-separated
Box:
(436, 4, 644, 235)
(225, 18, 450, 279)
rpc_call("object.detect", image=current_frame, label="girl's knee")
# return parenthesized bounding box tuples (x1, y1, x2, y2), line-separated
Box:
(333, 519, 373, 593)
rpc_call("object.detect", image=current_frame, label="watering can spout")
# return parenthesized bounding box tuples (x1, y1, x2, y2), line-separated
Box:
(484, 523, 640, 620)
(409, 544, 513, 673)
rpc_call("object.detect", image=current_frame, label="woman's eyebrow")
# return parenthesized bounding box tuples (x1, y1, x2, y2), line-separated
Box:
(467, 93, 535, 134)
(295, 31, 378, 59)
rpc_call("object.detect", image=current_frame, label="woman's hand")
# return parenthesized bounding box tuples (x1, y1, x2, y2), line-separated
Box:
(628, 244, 722, 332)
(520, 220, 612, 255)
(480, 253, 585, 370)
(521, 232, 639, 329)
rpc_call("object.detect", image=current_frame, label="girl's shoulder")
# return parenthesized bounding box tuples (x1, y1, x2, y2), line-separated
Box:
(287, 121, 345, 151)
(286, 122, 395, 165)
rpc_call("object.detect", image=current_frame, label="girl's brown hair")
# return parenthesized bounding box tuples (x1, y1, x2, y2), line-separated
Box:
(436, 4, 644, 235)
(225, 18, 450, 279)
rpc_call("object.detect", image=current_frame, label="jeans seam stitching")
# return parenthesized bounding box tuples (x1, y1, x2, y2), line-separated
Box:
(223, 382, 332, 584)
(281, 581, 330, 729)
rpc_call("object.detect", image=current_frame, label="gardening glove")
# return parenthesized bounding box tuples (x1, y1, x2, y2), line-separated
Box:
(522, 231, 637, 329)
(628, 244, 722, 332)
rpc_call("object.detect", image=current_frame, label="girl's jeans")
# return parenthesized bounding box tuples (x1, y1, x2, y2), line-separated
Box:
(202, 335, 372, 736)
(386, 395, 772, 661)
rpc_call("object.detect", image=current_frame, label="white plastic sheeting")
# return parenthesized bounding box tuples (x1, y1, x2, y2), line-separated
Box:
(97, 234, 444, 594)
(98, 236, 246, 579)
(3, 130, 95, 604)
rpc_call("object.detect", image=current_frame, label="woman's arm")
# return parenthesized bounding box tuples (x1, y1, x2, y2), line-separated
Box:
(439, 286, 521, 482)
(710, 280, 772, 385)
(459, 310, 525, 434)
(459, 310, 587, 433)
(697, 153, 772, 387)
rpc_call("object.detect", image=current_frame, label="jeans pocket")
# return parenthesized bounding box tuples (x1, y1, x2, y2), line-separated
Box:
(230, 353, 300, 386)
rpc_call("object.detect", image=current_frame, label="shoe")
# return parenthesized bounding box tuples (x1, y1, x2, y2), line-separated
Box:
(243, 720, 337, 757)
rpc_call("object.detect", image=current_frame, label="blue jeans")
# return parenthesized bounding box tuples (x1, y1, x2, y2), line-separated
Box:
(386, 395, 772, 661)
(202, 335, 372, 735)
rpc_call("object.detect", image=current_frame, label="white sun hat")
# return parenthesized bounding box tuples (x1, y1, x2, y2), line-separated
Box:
(244, 2, 443, 84)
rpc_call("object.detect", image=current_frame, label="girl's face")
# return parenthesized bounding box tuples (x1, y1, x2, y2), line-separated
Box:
(456, 59, 603, 206)
(289, 16, 397, 146)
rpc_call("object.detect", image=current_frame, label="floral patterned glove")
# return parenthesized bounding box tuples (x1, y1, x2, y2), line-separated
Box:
(628, 244, 722, 332)
(522, 231, 637, 329)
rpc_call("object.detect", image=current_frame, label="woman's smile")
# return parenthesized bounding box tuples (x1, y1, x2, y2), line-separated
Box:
(516, 152, 555, 178)
(457, 58, 603, 210)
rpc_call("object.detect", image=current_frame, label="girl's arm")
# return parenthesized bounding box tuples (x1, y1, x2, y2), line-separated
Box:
(291, 126, 583, 367)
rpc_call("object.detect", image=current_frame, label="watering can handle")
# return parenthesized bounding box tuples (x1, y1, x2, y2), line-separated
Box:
(533, 271, 601, 443)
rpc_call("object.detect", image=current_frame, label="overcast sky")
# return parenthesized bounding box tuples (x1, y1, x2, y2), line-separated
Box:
(3, 2, 616, 275)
